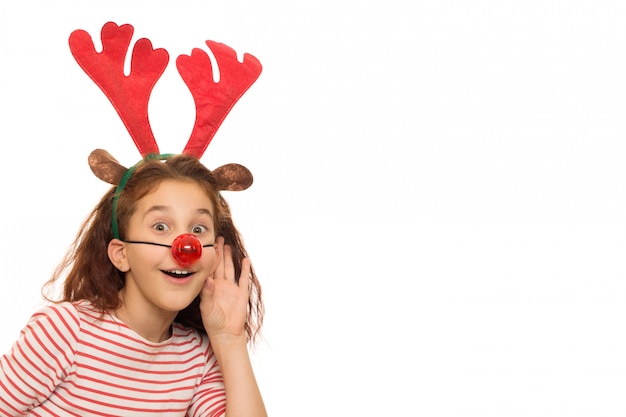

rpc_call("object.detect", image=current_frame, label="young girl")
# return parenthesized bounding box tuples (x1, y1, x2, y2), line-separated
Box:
(0, 22, 267, 416)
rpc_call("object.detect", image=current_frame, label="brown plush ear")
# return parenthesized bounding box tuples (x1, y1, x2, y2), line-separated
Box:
(88, 149, 128, 185)
(213, 163, 253, 191)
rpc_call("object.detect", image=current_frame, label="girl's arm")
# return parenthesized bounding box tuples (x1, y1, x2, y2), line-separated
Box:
(209, 333, 266, 417)
(200, 237, 267, 417)
(0, 303, 79, 415)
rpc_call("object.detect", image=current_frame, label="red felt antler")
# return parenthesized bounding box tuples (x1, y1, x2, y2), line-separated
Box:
(71, 22, 261, 191)
(69, 22, 168, 157)
(177, 41, 262, 159)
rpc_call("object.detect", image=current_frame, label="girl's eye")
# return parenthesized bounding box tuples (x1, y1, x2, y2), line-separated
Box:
(153, 222, 170, 232)
(191, 224, 208, 234)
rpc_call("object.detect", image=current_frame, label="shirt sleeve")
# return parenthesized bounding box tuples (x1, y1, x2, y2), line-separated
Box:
(187, 341, 226, 417)
(0, 302, 80, 415)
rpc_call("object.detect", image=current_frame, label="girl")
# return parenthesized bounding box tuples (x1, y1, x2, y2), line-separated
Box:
(0, 154, 267, 416)
(0, 21, 267, 416)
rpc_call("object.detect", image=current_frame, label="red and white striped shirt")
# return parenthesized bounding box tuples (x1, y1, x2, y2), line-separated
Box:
(0, 301, 226, 416)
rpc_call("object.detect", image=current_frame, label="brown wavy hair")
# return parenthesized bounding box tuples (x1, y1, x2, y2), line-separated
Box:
(43, 154, 263, 343)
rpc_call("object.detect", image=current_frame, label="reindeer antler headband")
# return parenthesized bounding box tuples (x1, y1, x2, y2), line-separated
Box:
(69, 21, 261, 239)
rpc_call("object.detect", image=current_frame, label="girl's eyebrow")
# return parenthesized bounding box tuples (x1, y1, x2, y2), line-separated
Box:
(197, 208, 214, 219)
(144, 205, 168, 216)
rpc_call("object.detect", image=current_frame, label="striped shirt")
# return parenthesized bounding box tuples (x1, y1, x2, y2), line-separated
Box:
(0, 301, 226, 416)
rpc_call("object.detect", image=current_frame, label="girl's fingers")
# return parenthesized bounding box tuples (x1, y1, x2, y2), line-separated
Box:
(239, 257, 251, 289)
(213, 236, 250, 288)
(214, 236, 235, 282)
(212, 237, 222, 280)
(223, 244, 235, 281)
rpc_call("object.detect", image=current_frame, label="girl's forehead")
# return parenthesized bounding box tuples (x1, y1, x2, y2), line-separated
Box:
(137, 180, 215, 214)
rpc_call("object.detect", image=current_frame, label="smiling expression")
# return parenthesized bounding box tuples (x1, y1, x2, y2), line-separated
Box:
(114, 179, 220, 315)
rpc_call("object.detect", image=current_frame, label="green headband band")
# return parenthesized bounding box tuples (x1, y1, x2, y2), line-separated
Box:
(111, 153, 175, 240)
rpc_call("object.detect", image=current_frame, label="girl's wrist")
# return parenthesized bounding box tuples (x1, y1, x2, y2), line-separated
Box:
(208, 333, 247, 350)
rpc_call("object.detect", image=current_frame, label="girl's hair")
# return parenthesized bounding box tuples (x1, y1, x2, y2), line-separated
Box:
(42, 154, 264, 343)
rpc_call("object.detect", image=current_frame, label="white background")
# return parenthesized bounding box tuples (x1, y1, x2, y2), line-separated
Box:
(1, 1, 626, 416)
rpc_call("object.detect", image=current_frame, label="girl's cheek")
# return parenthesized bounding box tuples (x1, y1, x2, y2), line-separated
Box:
(205, 248, 219, 269)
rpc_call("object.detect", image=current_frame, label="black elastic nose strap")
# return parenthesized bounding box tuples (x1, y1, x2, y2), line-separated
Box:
(123, 240, 214, 248)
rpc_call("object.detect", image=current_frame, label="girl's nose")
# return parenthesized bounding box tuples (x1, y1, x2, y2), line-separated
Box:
(171, 233, 203, 267)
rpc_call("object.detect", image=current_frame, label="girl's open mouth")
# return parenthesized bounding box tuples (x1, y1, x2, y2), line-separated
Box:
(162, 270, 193, 279)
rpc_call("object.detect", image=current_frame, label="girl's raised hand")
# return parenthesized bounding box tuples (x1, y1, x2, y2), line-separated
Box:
(200, 236, 250, 339)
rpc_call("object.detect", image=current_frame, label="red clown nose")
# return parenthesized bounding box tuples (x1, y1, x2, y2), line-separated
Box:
(171, 234, 203, 267)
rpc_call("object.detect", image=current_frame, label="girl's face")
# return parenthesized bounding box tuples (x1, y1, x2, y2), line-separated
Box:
(114, 179, 219, 315)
